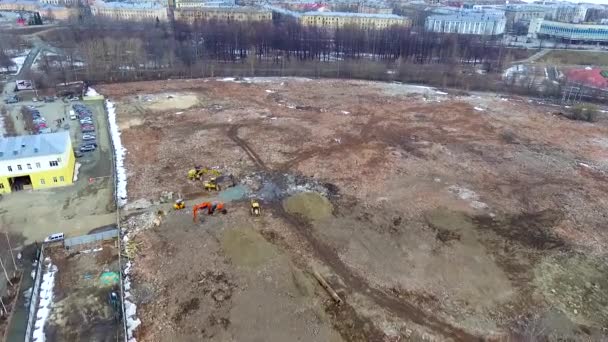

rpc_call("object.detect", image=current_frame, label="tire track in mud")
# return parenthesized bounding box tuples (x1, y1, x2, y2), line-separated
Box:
(275, 206, 479, 341)
(226, 124, 478, 341)
(227, 125, 269, 171)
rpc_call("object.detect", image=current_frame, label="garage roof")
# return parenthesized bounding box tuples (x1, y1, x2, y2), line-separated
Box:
(0, 131, 70, 161)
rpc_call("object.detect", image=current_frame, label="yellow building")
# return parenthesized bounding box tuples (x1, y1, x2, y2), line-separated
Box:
(175, 7, 272, 23)
(90, 1, 169, 21)
(0, 132, 75, 194)
(299, 12, 410, 30)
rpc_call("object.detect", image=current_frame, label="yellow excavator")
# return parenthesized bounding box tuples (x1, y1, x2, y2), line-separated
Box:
(187, 166, 221, 181)
(173, 199, 185, 210)
(250, 199, 261, 216)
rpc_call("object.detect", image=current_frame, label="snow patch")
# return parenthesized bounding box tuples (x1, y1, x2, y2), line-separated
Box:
(265, 89, 275, 93)
(435, 91, 448, 95)
(32, 262, 57, 342)
(85, 87, 100, 97)
(103, 93, 128, 207)
(80, 247, 103, 254)
(122, 252, 140, 341)
(448, 185, 488, 210)
(175, 111, 183, 115)
(474, 107, 485, 111)
(73, 162, 81, 182)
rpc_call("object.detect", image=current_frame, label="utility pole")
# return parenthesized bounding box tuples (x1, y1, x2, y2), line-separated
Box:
(5, 231, 17, 272)
(0, 296, 6, 317)
(0, 256, 13, 287)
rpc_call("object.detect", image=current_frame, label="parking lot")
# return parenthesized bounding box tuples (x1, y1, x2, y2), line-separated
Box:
(0, 95, 116, 244)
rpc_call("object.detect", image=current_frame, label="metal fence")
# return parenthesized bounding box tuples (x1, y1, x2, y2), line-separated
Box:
(63, 229, 119, 248)
(23, 246, 44, 342)
(102, 97, 129, 341)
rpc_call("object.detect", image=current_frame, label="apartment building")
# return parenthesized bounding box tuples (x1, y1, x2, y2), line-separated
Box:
(299, 12, 410, 29)
(425, 12, 506, 36)
(0, 132, 75, 194)
(90, 1, 169, 21)
(174, 6, 271, 22)
(504, 4, 551, 28)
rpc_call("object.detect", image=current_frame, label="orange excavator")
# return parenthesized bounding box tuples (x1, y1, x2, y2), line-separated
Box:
(192, 201, 226, 222)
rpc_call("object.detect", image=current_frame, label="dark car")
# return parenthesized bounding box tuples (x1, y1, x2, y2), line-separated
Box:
(74, 151, 84, 158)
(43, 96, 55, 103)
(4, 96, 19, 104)
(81, 126, 95, 133)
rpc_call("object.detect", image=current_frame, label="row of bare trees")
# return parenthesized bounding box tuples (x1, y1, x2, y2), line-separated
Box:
(35, 17, 529, 85)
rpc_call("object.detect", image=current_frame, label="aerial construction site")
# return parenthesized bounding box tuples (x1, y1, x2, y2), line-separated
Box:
(98, 77, 608, 341)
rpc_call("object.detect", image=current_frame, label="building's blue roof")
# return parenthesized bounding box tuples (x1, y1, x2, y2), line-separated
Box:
(0, 131, 69, 161)
(427, 11, 505, 22)
(94, 1, 165, 9)
(302, 11, 403, 19)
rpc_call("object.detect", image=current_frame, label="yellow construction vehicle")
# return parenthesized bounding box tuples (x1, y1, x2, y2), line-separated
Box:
(250, 199, 261, 216)
(187, 166, 221, 181)
(173, 199, 185, 210)
(204, 177, 221, 191)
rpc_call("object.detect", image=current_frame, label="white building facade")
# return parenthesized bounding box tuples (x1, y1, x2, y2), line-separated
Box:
(528, 18, 608, 43)
(425, 13, 506, 36)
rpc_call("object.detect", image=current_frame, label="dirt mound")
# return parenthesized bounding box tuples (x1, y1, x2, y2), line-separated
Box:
(221, 228, 277, 268)
(283, 192, 333, 222)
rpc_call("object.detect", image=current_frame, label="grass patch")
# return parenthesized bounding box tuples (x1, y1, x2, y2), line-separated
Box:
(539, 50, 608, 66)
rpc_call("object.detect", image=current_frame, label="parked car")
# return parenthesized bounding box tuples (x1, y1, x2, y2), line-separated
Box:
(82, 126, 95, 132)
(74, 151, 84, 158)
(80, 144, 96, 152)
(4, 96, 19, 104)
(80, 119, 93, 125)
(44, 233, 64, 243)
(43, 96, 55, 103)
(82, 133, 96, 141)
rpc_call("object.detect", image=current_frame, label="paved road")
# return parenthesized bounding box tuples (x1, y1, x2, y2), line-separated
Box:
(3, 34, 63, 96)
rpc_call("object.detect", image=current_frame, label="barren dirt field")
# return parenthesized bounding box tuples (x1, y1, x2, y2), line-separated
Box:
(100, 78, 608, 341)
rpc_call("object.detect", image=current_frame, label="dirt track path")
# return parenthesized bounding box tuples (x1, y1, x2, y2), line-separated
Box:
(226, 124, 478, 341)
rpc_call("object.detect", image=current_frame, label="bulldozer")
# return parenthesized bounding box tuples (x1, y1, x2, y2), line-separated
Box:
(204, 177, 220, 191)
(250, 199, 261, 216)
(204, 174, 236, 192)
(187, 166, 221, 181)
(173, 199, 185, 210)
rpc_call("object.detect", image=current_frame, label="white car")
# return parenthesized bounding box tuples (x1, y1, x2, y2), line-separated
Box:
(82, 133, 96, 141)
(80, 119, 93, 124)
(44, 232, 64, 243)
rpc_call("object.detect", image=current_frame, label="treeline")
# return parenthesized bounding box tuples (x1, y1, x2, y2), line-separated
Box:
(29, 17, 564, 98)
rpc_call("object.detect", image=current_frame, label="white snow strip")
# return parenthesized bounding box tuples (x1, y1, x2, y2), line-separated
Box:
(448, 185, 488, 210)
(578, 162, 590, 168)
(73, 162, 81, 182)
(341, 110, 350, 115)
(175, 111, 183, 115)
(435, 91, 448, 95)
(80, 247, 103, 254)
(85, 87, 99, 97)
(265, 89, 275, 93)
(474, 107, 484, 111)
(32, 262, 57, 342)
(103, 94, 128, 207)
